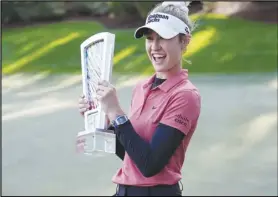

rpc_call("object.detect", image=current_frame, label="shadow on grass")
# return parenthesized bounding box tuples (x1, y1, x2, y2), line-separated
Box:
(185, 14, 277, 74)
(2, 14, 277, 75)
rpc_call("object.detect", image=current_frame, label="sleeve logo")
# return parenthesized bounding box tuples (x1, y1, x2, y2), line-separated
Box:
(174, 114, 189, 127)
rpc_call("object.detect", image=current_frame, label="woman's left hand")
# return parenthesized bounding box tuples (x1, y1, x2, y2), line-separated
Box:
(96, 80, 125, 120)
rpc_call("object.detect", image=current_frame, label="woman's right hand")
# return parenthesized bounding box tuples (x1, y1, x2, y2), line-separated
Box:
(78, 94, 93, 116)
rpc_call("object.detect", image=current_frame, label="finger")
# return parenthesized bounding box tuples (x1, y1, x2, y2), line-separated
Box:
(98, 83, 115, 92)
(96, 86, 105, 93)
(79, 98, 88, 105)
(79, 97, 86, 102)
(98, 80, 110, 87)
(79, 102, 89, 107)
(79, 95, 87, 100)
(97, 85, 110, 92)
(79, 103, 90, 109)
(78, 108, 88, 113)
(98, 80, 106, 86)
(79, 107, 88, 113)
(96, 89, 105, 97)
(95, 95, 103, 101)
(79, 94, 86, 102)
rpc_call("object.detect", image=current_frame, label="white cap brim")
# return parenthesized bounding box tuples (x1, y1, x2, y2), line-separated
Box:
(134, 22, 179, 40)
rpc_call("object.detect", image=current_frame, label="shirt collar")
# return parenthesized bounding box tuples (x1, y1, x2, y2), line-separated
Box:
(143, 69, 188, 92)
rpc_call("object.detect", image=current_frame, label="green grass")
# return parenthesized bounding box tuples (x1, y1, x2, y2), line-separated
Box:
(2, 14, 277, 75)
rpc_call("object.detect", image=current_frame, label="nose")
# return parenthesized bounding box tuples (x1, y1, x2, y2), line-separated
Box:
(151, 39, 161, 51)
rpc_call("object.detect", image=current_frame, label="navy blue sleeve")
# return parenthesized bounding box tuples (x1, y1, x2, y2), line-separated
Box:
(115, 121, 185, 178)
(108, 125, 125, 160)
(116, 136, 125, 160)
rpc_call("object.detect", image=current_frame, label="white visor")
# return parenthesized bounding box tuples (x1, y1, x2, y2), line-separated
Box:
(134, 12, 190, 39)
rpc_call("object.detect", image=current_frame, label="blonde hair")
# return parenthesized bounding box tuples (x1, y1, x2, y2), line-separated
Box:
(148, 1, 196, 33)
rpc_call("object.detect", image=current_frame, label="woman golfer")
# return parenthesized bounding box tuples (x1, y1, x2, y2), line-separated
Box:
(78, 1, 201, 196)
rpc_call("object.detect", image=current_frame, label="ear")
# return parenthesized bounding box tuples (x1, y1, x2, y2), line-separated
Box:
(181, 34, 191, 51)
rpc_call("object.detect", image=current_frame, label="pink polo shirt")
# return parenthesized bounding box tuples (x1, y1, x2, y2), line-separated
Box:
(112, 69, 201, 186)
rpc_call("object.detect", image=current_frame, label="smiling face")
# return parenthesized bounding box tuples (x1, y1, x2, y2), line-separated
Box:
(145, 30, 185, 77)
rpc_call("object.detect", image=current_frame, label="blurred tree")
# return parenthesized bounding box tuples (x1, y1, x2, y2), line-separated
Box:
(202, 2, 217, 13)
(133, 2, 157, 19)
(107, 2, 141, 20)
(65, 2, 109, 17)
(2, 1, 275, 27)
(2, 2, 66, 25)
(2, 2, 22, 24)
(211, 2, 277, 23)
(1, 1, 109, 25)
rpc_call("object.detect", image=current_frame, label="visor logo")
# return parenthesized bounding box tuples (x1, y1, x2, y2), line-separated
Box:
(147, 13, 169, 24)
(185, 27, 189, 34)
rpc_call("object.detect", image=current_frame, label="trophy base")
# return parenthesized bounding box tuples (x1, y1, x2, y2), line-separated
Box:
(76, 129, 116, 155)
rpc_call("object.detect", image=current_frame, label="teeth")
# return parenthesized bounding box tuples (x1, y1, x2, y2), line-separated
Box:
(152, 55, 165, 62)
(153, 55, 165, 62)
(153, 55, 165, 58)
